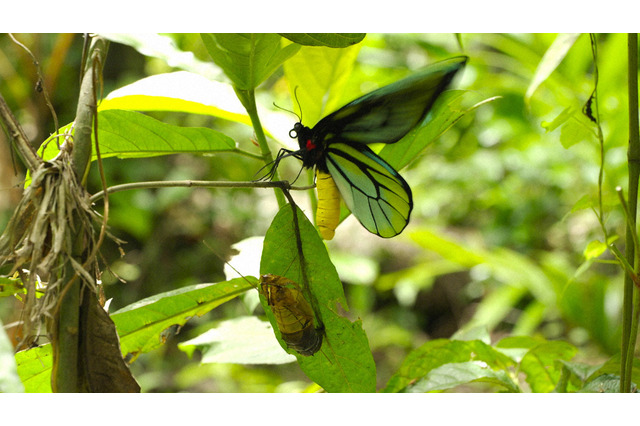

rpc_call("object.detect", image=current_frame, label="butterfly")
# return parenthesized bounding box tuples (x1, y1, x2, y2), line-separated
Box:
(269, 56, 468, 239)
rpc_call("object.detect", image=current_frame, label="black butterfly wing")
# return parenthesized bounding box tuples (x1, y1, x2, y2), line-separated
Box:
(311, 56, 468, 146)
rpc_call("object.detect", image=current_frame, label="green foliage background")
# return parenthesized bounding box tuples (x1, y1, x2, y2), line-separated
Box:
(0, 33, 636, 392)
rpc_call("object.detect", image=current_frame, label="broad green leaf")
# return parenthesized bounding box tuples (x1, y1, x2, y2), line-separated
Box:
(280, 33, 366, 48)
(586, 353, 640, 389)
(283, 43, 361, 127)
(520, 340, 577, 393)
(260, 204, 376, 393)
(525, 33, 581, 103)
(111, 277, 254, 361)
(179, 316, 296, 365)
(99, 71, 251, 126)
(0, 319, 24, 392)
(201, 33, 300, 90)
(408, 361, 520, 393)
(39, 109, 237, 162)
(15, 344, 52, 393)
(383, 339, 515, 393)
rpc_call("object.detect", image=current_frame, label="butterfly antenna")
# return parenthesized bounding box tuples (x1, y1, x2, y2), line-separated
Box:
(202, 240, 257, 288)
(293, 86, 303, 123)
(273, 101, 301, 123)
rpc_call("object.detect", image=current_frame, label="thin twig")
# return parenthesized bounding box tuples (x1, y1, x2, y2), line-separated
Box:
(0, 93, 41, 171)
(89, 179, 315, 204)
(8, 33, 59, 135)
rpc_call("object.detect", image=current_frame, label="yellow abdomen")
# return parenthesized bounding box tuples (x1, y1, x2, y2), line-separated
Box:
(316, 170, 341, 240)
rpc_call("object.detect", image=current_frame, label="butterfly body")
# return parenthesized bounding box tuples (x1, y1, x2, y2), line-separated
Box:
(274, 56, 468, 239)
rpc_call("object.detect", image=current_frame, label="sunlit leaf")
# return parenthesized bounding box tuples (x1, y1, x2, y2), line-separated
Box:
(584, 239, 608, 260)
(408, 361, 520, 393)
(15, 345, 52, 393)
(99, 71, 251, 125)
(179, 316, 296, 365)
(283, 43, 361, 126)
(525, 33, 581, 103)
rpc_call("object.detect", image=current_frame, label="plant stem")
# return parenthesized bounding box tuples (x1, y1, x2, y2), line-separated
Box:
(51, 35, 109, 392)
(89, 179, 313, 203)
(234, 88, 286, 208)
(71, 36, 108, 183)
(621, 33, 640, 393)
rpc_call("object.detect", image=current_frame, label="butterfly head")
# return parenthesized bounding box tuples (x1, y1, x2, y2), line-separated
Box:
(289, 122, 326, 170)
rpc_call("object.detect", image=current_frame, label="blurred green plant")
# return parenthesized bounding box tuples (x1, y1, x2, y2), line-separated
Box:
(1, 33, 638, 393)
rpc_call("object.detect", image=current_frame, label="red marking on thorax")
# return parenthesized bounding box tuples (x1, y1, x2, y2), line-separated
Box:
(306, 140, 316, 151)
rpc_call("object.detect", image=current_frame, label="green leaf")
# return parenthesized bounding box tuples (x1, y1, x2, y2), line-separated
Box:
(586, 353, 640, 389)
(580, 374, 627, 393)
(409, 229, 484, 267)
(559, 116, 595, 149)
(0, 276, 26, 298)
(14, 278, 255, 389)
(201, 33, 300, 90)
(283, 43, 361, 126)
(541, 106, 574, 133)
(584, 239, 608, 260)
(408, 361, 520, 393)
(380, 92, 498, 172)
(260, 203, 377, 393)
(111, 277, 254, 361)
(0, 319, 24, 392)
(15, 345, 52, 393)
(383, 339, 515, 393)
(178, 316, 296, 365)
(39, 109, 237, 162)
(525, 33, 581, 103)
(280, 33, 366, 48)
(99, 71, 252, 126)
(520, 341, 577, 393)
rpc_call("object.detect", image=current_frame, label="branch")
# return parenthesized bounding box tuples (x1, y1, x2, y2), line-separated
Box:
(71, 36, 109, 182)
(0, 93, 41, 171)
(89, 179, 315, 203)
